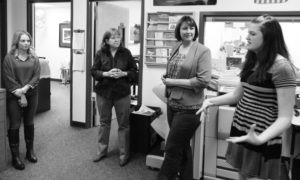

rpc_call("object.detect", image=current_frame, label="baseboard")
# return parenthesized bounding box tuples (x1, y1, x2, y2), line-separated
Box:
(70, 121, 88, 128)
(50, 78, 61, 82)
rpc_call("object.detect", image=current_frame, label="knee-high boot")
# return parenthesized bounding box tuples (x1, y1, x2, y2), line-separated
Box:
(24, 125, 38, 163)
(8, 129, 25, 170)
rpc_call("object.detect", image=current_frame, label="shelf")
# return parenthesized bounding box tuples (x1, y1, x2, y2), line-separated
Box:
(147, 21, 169, 24)
(145, 62, 167, 66)
(146, 29, 174, 32)
(145, 55, 170, 58)
(144, 11, 194, 66)
(146, 45, 173, 48)
(146, 38, 177, 41)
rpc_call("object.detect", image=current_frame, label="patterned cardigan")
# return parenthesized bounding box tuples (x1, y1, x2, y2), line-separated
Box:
(166, 41, 212, 106)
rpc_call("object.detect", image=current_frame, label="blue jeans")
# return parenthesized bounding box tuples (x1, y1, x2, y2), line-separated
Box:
(158, 106, 200, 180)
(96, 95, 131, 160)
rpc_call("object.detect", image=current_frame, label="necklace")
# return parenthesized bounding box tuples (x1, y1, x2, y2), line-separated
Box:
(179, 44, 191, 55)
(17, 54, 28, 61)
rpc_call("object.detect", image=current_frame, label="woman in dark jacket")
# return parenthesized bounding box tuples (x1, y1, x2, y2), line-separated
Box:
(91, 28, 138, 167)
(3, 30, 40, 170)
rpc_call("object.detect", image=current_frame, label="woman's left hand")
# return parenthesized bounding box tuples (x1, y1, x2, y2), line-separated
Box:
(18, 94, 28, 108)
(226, 124, 264, 146)
(162, 78, 174, 86)
(14, 88, 24, 97)
(112, 69, 127, 79)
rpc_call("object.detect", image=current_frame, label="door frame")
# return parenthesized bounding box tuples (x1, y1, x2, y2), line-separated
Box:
(0, 0, 7, 87)
(87, 0, 144, 108)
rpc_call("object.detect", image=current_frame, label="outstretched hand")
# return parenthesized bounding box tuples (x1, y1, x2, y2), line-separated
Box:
(226, 124, 264, 146)
(196, 99, 213, 115)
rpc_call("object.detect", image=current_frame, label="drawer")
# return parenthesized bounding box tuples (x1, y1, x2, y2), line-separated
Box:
(0, 89, 5, 100)
(217, 140, 228, 158)
(218, 106, 235, 140)
(217, 158, 236, 171)
(205, 106, 219, 138)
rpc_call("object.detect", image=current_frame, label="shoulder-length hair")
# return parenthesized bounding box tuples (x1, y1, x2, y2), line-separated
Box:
(240, 14, 290, 81)
(101, 28, 122, 50)
(9, 30, 35, 56)
(174, 16, 198, 41)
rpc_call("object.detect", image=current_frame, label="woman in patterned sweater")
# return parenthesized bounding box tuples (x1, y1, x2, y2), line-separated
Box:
(197, 14, 296, 180)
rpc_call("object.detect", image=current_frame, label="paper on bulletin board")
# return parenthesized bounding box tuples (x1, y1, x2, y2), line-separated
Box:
(73, 30, 85, 50)
(73, 52, 85, 71)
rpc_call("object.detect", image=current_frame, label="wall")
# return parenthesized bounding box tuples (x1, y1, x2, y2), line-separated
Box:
(6, 0, 26, 51)
(96, 3, 129, 50)
(35, 4, 71, 79)
(95, 1, 141, 56)
(142, 0, 300, 123)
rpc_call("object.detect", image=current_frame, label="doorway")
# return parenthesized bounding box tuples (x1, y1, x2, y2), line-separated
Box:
(90, 0, 143, 125)
(28, 1, 71, 119)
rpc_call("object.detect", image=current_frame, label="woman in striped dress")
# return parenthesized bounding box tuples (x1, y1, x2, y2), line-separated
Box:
(197, 14, 296, 180)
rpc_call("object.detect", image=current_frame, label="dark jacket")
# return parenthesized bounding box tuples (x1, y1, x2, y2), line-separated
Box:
(91, 46, 138, 100)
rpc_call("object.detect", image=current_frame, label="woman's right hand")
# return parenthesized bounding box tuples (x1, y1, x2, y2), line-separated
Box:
(13, 88, 24, 97)
(196, 99, 213, 115)
(104, 69, 119, 78)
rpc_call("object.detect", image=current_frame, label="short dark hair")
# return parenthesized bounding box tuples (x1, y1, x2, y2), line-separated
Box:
(101, 28, 121, 49)
(174, 16, 198, 41)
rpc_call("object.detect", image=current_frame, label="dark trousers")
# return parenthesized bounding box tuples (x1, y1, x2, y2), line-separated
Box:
(96, 95, 131, 160)
(7, 94, 38, 129)
(158, 106, 200, 180)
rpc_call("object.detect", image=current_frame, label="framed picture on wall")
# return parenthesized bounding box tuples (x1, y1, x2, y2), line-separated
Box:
(154, 0, 217, 6)
(59, 23, 71, 48)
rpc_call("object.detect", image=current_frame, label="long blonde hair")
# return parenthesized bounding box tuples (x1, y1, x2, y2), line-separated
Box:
(9, 30, 36, 56)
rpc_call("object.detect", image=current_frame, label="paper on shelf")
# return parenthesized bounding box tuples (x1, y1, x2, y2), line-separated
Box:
(151, 116, 169, 140)
(132, 105, 155, 115)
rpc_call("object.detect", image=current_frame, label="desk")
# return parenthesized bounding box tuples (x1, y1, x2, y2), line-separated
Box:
(289, 114, 300, 180)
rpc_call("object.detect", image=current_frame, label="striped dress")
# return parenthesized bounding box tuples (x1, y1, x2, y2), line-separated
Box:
(226, 57, 296, 179)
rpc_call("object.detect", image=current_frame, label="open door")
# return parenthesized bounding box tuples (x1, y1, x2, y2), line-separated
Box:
(90, 0, 142, 126)
(27, 1, 72, 119)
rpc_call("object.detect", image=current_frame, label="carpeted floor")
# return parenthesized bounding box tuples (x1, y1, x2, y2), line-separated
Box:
(0, 81, 158, 180)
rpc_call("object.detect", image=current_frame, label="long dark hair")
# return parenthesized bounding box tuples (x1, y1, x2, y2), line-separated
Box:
(240, 14, 290, 81)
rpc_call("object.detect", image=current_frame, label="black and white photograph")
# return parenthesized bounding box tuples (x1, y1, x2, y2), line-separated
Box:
(1, 0, 300, 180)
